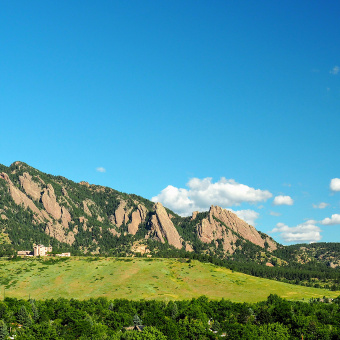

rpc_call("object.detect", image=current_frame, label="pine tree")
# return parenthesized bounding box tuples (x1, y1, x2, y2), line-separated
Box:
(17, 305, 32, 328)
(133, 314, 142, 326)
(171, 302, 178, 320)
(30, 300, 39, 321)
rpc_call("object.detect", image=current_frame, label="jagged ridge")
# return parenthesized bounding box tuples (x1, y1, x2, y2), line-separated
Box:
(0, 161, 279, 258)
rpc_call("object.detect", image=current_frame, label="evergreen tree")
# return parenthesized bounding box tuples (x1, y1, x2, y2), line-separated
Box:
(17, 305, 32, 328)
(30, 300, 39, 321)
(133, 314, 142, 326)
(171, 302, 178, 320)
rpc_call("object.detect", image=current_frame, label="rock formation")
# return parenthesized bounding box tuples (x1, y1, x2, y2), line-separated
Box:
(41, 184, 62, 220)
(0, 172, 43, 220)
(127, 204, 148, 235)
(149, 202, 182, 249)
(196, 206, 277, 252)
(0, 162, 280, 258)
(19, 172, 42, 201)
(111, 201, 130, 227)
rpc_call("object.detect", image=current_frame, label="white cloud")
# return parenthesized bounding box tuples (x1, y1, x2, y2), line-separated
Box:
(312, 202, 329, 209)
(151, 185, 194, 216)
(228, 209, 259, 226)
(271, 221, 321, 243)
(270, 211, 281, 216)
(273, 195, 294, 206)
(151, 177, 272, 216)
(321, 214, 340, 225)
(330, 66, 339, 75)
(96, 167, 106, 173)
(330, 178, 340, 191)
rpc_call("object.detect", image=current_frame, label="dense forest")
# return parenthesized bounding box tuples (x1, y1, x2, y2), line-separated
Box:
(0, 295, 339, 339)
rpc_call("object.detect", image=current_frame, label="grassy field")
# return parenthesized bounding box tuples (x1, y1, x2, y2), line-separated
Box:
(0, 257, 338, 302)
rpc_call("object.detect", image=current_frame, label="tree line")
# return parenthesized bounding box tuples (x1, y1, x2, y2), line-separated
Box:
(0, 295, 340, 339)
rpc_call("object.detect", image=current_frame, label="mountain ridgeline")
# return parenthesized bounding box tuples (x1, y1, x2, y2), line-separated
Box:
(0, 161, 277, 258)
(1, 161, 340, 290)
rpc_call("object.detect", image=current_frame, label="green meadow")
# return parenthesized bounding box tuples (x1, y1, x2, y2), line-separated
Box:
(0, 257, 338, 302)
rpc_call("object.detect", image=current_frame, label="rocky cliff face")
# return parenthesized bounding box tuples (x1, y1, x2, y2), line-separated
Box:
(0, 161, 279, 258)
(149, 202, 183, 249)
(128, 204, 148, 235)
(196, 206, 277, 253)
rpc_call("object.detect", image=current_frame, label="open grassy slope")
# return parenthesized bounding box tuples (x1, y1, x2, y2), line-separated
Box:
(1, 257, 338, 302)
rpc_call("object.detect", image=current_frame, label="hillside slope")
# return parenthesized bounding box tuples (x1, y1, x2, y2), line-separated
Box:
(1, 257, 337, 302)
(0, 161, 278, 259)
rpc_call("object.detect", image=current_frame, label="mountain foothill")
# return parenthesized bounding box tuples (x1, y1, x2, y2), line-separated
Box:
(1, 161, 340, 289)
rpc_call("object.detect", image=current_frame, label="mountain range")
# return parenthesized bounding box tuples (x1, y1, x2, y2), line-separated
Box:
(1, 161, 340, 288)
(0, 161, 279, 257)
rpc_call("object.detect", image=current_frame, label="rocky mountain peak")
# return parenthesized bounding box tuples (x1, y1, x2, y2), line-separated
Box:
(196, 205, 277, 252)
(0, 161, 279, 257)
(149, 202, 183, 249)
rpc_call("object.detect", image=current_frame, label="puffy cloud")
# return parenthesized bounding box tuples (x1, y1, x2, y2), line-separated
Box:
(96, 167, 106, 173)
(330, 66, 339, 75)
(330, 178, 340, 191)
(270, 211, 281, 216)
(229, 209, 259, 226)
(151, 185, 194, 216)
(312, 202, 329, 209)
(152, 177, 272, 216)
(273, 195, 294, 206)
(321, 214, 340, 225)
(271, 221, 321, 243)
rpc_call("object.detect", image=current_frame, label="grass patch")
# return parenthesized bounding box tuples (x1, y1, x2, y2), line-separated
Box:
(0, 257, 338, 302)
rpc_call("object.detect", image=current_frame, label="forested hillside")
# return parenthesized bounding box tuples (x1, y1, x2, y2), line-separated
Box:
(1, 161, 340, 290)
(0, 161, 277, 259)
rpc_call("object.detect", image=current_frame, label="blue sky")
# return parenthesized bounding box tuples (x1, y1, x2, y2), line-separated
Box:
(1, 1, 339, 245)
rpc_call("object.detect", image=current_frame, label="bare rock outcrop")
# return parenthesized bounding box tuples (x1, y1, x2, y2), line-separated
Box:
(196, 212, 238, 253)
(149, 202, 182, 249)
(61, 187, 69, 197)
(191, 211, 199, 220)
(185, 243, 194, 252)
(45, 222, 75, 245)
(196, 206, 277, 252)
(19, 172, 42, 201)
(41, 184, 62, 220)
(128, 204, 148, 235)
(61, 206, 72, 228)
(108, 228, 121, 237)
(0, 172, 43, 220)
(83, 200, 93, 217)
(111, 201, 130, 227)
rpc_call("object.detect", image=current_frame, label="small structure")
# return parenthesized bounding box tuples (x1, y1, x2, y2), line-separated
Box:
(56, 252, 71, 257)
(17, 250, 32, 256)
(124, 325, 146, 332)
(33, 244, 52, 256)
(17, 245, 71, 257)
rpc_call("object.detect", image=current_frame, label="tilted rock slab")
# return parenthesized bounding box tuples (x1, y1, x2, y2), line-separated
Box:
(149, 202, 182, 249)
(41, 184, 62, 220)
(196, 205, 277, 252)
(111, 200, 130, 227)
(128, 204, 148, 235)
(0, 172, 43, 221)
(19, 172, 42, 201)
